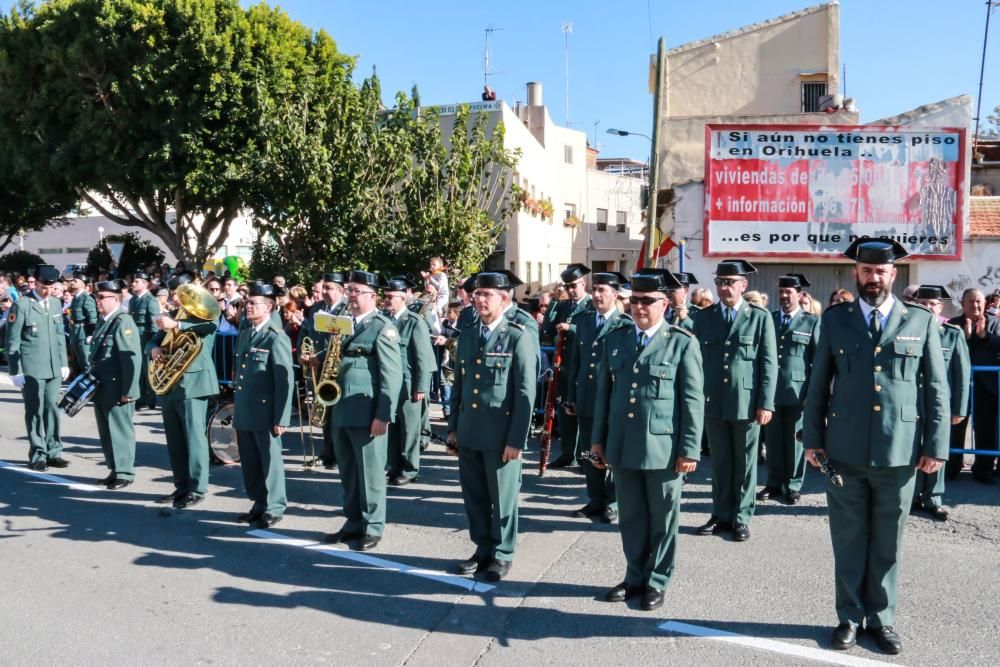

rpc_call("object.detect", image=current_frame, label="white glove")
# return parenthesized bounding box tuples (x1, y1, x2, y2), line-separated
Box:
(60, 367, 70, 381)
(12, 374, 25, 388)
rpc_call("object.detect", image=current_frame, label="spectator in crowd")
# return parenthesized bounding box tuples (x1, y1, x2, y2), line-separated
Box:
(828, 288, 854, 306)
(690, 287, 714, 309)
(1, 274, 18, 301)
(273, 275, 286, 289)
(219, 277, 241, 333)
(288, 285, 308, 311)
(800, 291, 822, 316)
(155, 287, 170, 312)
(281, 301, 303, 353)
(422, 257, 450, 316)
(743, 290, 765, 308)
(987, 291, 1000, 317)
(0, 293, 12, 363)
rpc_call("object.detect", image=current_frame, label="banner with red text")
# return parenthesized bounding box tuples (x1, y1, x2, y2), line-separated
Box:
(704, 124, 967, 259)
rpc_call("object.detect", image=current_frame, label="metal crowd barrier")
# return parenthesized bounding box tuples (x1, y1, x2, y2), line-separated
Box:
(950, 365, 1000, 456)
(213, 330, 239, 387)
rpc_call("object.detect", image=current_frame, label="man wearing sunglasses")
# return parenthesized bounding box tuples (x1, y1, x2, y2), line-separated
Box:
(447, 271, 536, 582)
(5, 264, 70, 471)
(590, 269, 703, 611)
(323, 271, 402, 552)
(803, 240, 950, 655)
(666, 271, 699, 331)
(692, 259, 777, 543)
(544, 263, 594, 469)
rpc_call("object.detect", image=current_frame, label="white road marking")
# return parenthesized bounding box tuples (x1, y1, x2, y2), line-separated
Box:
(0, 459, 99, 492)
(248, 529, 495, 594)
(658, 620, 904, 667)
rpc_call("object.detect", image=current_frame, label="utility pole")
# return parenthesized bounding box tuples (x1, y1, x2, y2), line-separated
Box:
(644, 37, 666, 268)
(972, 0, 997, 155)
(483, 27, 503, 86)
(563, 22, 573, 126)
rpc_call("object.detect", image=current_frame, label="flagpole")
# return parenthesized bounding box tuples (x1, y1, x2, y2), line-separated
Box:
(644, 37, 666, 268)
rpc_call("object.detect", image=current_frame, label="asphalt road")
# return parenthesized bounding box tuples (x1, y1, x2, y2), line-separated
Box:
(1, 383, 998, 666)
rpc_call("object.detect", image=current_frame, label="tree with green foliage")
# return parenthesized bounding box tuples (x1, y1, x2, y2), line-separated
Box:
(0, 249, 46, 276)
(0, 0, 352, 269)
(86, 232, 166, 278)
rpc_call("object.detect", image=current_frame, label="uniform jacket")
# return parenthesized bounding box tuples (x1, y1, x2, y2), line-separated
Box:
(947, 314, 1000, 396)
(938, 323, 970, 417)
(69, 292, 98, 342)
(565, 308, 633, 418)
(88, 311, 141, 404)
(146, 318, 219, 401)
(387, 308, 436, 401)
(591, 323, 704, 470)
(456, 303, 478, 330)
(803, 300, 950, 465)
(328, 311, 402, 428)
(771, 308, 820, 406)
(128, 291, 161, 342)
(692, 300, 778, 420)
(448, 318, 537, 451)
(233, 320, 294, 431)
(5, 294, 67, 378)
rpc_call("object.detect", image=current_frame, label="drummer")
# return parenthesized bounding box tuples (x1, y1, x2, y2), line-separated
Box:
(89, 280, 142, 489)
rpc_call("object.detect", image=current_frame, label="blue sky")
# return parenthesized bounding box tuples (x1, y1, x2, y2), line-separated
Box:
(265, 0, 998, 161)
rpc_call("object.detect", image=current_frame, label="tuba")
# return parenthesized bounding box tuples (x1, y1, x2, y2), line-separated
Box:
(147, 283, 221, 395)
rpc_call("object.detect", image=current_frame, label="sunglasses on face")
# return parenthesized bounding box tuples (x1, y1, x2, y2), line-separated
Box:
(714, 278, 742, 287)
(629, 296, 666, 306)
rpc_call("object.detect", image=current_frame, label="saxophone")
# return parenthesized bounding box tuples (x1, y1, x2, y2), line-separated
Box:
(303, 332, 343, 427)
(148, 284, 221, 395)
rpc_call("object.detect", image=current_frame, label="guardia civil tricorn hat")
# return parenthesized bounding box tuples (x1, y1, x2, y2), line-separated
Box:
(591, 272, 629, 290)
(715, 260, 757, 277)
(914, 285, 952, 300)
(560, 263, 591, 284)
(474, 271, 523, 291)
(842, 238, 908, 264)
(35, 265, 61, 285)
(630, 269, 682, 293)
(777, 274, 811, 289)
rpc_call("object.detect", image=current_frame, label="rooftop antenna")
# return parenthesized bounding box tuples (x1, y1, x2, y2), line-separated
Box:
(972, 1, 998, 154)
(562, 22, 573, 126)
(484, 27, 504, 86)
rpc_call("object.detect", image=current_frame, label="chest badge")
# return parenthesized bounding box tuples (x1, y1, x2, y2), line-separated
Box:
(612, 349, 619, 356)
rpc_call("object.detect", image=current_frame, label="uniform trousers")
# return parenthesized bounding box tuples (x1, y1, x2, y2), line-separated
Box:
(332, 426, 388, 537)
(457, 447, 521, 562)
(236, 429, 287, 517)
(162, 397, 210, 495)
(22, 375, 63, 464)
(614, 467, 682, 591)
(94, 400, 136, 480)
(705, 418, 759, 525)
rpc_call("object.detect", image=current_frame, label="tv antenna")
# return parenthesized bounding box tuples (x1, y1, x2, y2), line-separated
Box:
(484, 27, 505, 86)
(563, 22, 573, 126)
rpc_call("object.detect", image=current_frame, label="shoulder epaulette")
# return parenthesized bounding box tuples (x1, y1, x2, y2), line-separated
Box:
(749, 303, 768, 312)
(669, 324, 695, 337)
(904, 302, 932, 314)
(801, 311, 820, 320)
(508, 322, 525, 332)
(942, 322, 962, 331)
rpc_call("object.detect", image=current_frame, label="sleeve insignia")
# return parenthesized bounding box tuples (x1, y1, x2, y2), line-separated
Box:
(8, 313, 15, 323)
(382, 327, 399, 343)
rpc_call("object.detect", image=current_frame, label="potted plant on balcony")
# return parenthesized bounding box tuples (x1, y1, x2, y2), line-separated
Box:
(564, 214, 581, 228)
(539, 198, 554, 221)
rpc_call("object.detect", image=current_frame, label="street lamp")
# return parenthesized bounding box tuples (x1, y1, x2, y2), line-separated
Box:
(606, 128, 651, 142)
(98, 226, 104, 243)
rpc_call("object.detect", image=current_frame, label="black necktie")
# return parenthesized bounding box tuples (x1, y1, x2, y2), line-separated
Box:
(480, 324, 490, 344)
(781, 314, 790, 331)
(596, 314, 606, 329)
(868, 311, 882, 341)
(636, 331, 647, 351)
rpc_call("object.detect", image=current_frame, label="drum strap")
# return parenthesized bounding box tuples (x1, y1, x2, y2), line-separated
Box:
(85, 313, 123, 372)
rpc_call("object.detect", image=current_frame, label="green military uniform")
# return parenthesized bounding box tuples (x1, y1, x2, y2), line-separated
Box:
(68, 291, 98, 371)
(5, 290, 68, 466)
(129, 290, 161, 408)
(567, 307, 632, 514)
(89, 308, 141, 480)
(804, 295, 949, 631)
(386, 307, 436, 481)
(592, 318, 704, 593)
(233, 316, 294, 520)
(543, 294, 593, 464)
(448, 315, 537, 565)
(327, 308, 402, 540)
(692, 295, 777, 530)
(914, 321, 969, 510)
(763, 307, 819, 497)
(147, 317, 219, 498)
(456, 303, 478, 330)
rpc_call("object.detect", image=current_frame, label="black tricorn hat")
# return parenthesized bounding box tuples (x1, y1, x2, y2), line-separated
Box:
(347, 270, 380, 289)
(592, 272, 629, 289)
(630, 269, 682, 293)
(35, 264, 61, 285)
(249, 283, 276, 298)
(474, 271, 523, 290)
(383, 274, 417, 292)
(843, 238, 908, 264)
(167, 272, 194, 291)
(94, 280, 120, 294)
(560, 263, 591, 284)
(674, 272, 698, 286)
(715, 259, 757, 277)
(72, 272, 92, 284)
(915, 285, 952, 300)
(460, 275, 478, 293)
(321, 271, 347, 285)
(777, 273, 811, 289)
(132, 271, 150, 281)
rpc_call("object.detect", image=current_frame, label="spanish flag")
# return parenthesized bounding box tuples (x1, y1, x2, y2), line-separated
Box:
(636, 228, 676, 271)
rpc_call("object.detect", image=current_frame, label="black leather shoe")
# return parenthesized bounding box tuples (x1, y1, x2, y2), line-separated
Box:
(357, 535, 381, 551)
(696, 518, 732, 536)
(47, 457, 70, 468)
(97, 474, 115, 486)
(155, 490, 184, 504)
(238, 510, 264, 524)
(831, 622, 858, 650)
(388, 475, 414, 486)
(920, 504, 948, 521)
(173, 493, 204, 509)
(481, 559, 510, 582)
(323, 528, 362, 544)
(28, 460, 49, 472)
(321, 457, 336, 470)
(548, 456, 574, 469)
(604, 582, 643, 602)
(785, 491, 801, 505)
(755, 486, 781, 501)
(455, 554, 490, 575)
(600, 508, 618, 524)
(572, 505, 602, 518)
(869, 626, 902, 655)
(640, 587, 665, 611)
(733, 524, 750, 541)
(107, 478, 132, 490)
(254, 513, 282, 529)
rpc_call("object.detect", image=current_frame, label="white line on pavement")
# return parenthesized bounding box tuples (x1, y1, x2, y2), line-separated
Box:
(0, 459, 99, 492)
(658, 620, 904, 667)
(247, 528, 496, 594)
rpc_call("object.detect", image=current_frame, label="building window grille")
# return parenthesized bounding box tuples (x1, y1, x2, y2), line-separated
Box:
(596, 208, 608, 232)
(616, 211, 627, 233)
(802, 81, 827, 113)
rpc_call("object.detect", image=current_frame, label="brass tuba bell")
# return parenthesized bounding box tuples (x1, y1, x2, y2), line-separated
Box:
(147, 283, 222, 396)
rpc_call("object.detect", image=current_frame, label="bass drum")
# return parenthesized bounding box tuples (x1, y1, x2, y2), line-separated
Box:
(207, 399, 239, 464)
